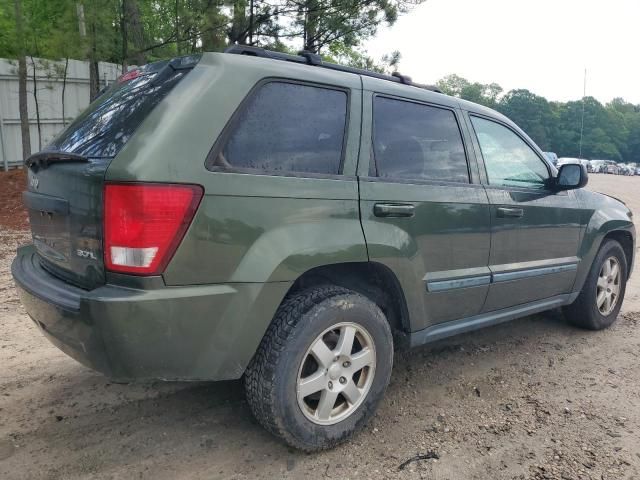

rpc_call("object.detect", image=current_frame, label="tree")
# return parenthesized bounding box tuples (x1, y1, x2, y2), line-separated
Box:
(435, 73, 640, 163)
(498, 89, 554, 150)
(436, 74, 502, 108)
(291, 0, 420, 54)
(123, 0, 146, 66)
(13, 0, 30, 159)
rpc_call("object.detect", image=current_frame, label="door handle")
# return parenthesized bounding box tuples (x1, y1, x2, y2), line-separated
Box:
(497, 207, 524, 218)
(373, 203, 415, 218)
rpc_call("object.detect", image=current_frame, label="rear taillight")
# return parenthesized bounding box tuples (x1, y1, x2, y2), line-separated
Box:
(104, 183, 203, 275)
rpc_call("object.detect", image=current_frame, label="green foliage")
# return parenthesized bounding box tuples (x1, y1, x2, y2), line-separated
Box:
(438, 74, 640, 163)
(292, 0, 408, 54)
(4, 1, 638, 163)
(436, 74, 502, 108)
(1, 0, 421, 65)
(326, 44, 400, 73)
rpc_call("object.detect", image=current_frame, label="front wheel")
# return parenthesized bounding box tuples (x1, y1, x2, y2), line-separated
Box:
(563, 239, 628, 330)
(244, 285, 393, 451)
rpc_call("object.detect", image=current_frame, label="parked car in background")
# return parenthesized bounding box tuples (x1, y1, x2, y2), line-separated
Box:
(558, 158, 591, 172)
(604, 161, 619, 174)
(586, 161, 595, 173)
(543, 152, 558, 166)
(619, 164, 634, 176)
(11, 47, 637, 451)
(557, 157, 580, 166)
(590, 160, 607, 173)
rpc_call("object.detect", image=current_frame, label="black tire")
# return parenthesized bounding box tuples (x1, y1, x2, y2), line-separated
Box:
(563, 239, 628, 330)
(244, 285, 393, 451)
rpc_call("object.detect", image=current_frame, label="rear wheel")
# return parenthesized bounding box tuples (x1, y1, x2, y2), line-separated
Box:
(244, 285, 393, 451)
(563, 239, 627, 330)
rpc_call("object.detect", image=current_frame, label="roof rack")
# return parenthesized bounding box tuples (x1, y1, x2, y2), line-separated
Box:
(224, 45, 442, 94)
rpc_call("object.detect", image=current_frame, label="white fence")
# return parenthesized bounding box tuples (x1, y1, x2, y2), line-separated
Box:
(0, 57, 125, 170)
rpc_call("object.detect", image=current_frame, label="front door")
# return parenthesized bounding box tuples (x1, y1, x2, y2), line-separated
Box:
(466, 114, 583, 312)
(358, 84, 491, 331)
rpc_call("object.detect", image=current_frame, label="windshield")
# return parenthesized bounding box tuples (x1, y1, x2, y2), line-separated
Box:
(45, 57, 199, 158)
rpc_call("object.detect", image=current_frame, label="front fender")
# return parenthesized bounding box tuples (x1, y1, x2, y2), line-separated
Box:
(573, 189, 635, 293)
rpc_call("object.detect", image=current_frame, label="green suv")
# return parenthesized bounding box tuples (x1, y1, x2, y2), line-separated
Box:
(12, 47, 635, 451)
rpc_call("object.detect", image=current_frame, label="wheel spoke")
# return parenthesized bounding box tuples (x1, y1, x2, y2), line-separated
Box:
(603, 259, 611, 276)
(350, 348, 374, 372)
(604, 293, 611, 312)
(597, 290, 607, 308)
(316, 389, 339, 420)
(336, 325, 356, 356)
(610, 263, 619, 282)
(342, 382, 362, 405)
(298, 371, 326, 398)
(311, 340, 334, 369)
(597, 276, 608, 289)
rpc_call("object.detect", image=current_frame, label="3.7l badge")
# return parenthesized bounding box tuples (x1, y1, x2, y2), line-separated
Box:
(76, 249, 97, 260)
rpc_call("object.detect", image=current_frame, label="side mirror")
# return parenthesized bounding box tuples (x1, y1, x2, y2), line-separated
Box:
(555, 163, 588, 190)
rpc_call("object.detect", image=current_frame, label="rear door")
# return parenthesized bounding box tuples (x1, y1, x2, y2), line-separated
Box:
(358, 79, 491, 331)
(465, 113, 583, 311)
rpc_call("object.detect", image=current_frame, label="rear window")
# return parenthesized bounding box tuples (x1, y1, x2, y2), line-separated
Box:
(45, 57, 199, 158)
(372, 96, 469, 183)
(209, 81, 348, 175)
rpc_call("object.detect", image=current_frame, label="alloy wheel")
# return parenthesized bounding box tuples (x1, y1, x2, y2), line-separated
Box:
(296, 322, 376, 425)
(596, 256, 621, 315)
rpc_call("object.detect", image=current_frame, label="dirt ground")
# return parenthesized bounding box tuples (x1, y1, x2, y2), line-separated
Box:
(1, 173, 640, 480)
(0, 168, 27, 230)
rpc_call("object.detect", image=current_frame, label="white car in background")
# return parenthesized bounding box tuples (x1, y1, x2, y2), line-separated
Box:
(619, 164, 635, 176)
(557, 157, 590, 172)
(590, 160, 607, 173)
(603, 161, 619, 174)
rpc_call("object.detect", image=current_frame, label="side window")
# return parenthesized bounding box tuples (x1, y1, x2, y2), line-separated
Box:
(372, 96, 469, 183)
(470, 116, 549, 189)
(212, 82, 347, 175)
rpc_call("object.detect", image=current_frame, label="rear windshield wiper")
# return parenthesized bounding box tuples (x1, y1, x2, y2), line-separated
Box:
(25, 151, 88, 171)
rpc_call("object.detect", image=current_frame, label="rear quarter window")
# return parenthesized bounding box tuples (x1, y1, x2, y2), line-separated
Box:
(209, 81, 348, 175)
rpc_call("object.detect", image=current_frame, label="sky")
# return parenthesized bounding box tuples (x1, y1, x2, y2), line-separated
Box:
(365, 0, 639, 104)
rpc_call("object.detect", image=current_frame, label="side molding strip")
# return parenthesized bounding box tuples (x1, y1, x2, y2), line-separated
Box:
(492, 263, 578, 283)
(425, 262, 579, 292)
(427, 275, 491, 292)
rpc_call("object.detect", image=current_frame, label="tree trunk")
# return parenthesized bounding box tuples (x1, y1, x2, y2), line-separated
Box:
(175, 0, 181, 55)
(76, 2, 99, 101)
(124, 0, 146, 65)
(121, 0, 128, 70)
(89, 11, 99, 100)
(14, 0, 31, 159)
(201, 4, 227, 52)
(61, 58, 69, 126)
(29, 57, 42, 151)
(302, 0, 320, 53)
(89, 59, 99, 101)
(229, 0, 248, 45)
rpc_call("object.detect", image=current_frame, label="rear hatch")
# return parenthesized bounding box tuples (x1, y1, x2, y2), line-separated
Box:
(24, 55, 200, 289)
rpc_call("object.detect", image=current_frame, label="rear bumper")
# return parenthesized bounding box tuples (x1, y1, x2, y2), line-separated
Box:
(11, 245, 289, 382)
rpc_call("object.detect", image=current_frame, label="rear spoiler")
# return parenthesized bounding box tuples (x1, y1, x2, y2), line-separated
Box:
(25, 151, 88, 171)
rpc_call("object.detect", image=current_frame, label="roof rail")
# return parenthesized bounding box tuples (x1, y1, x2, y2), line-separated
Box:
(223, 45, 442, 94)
